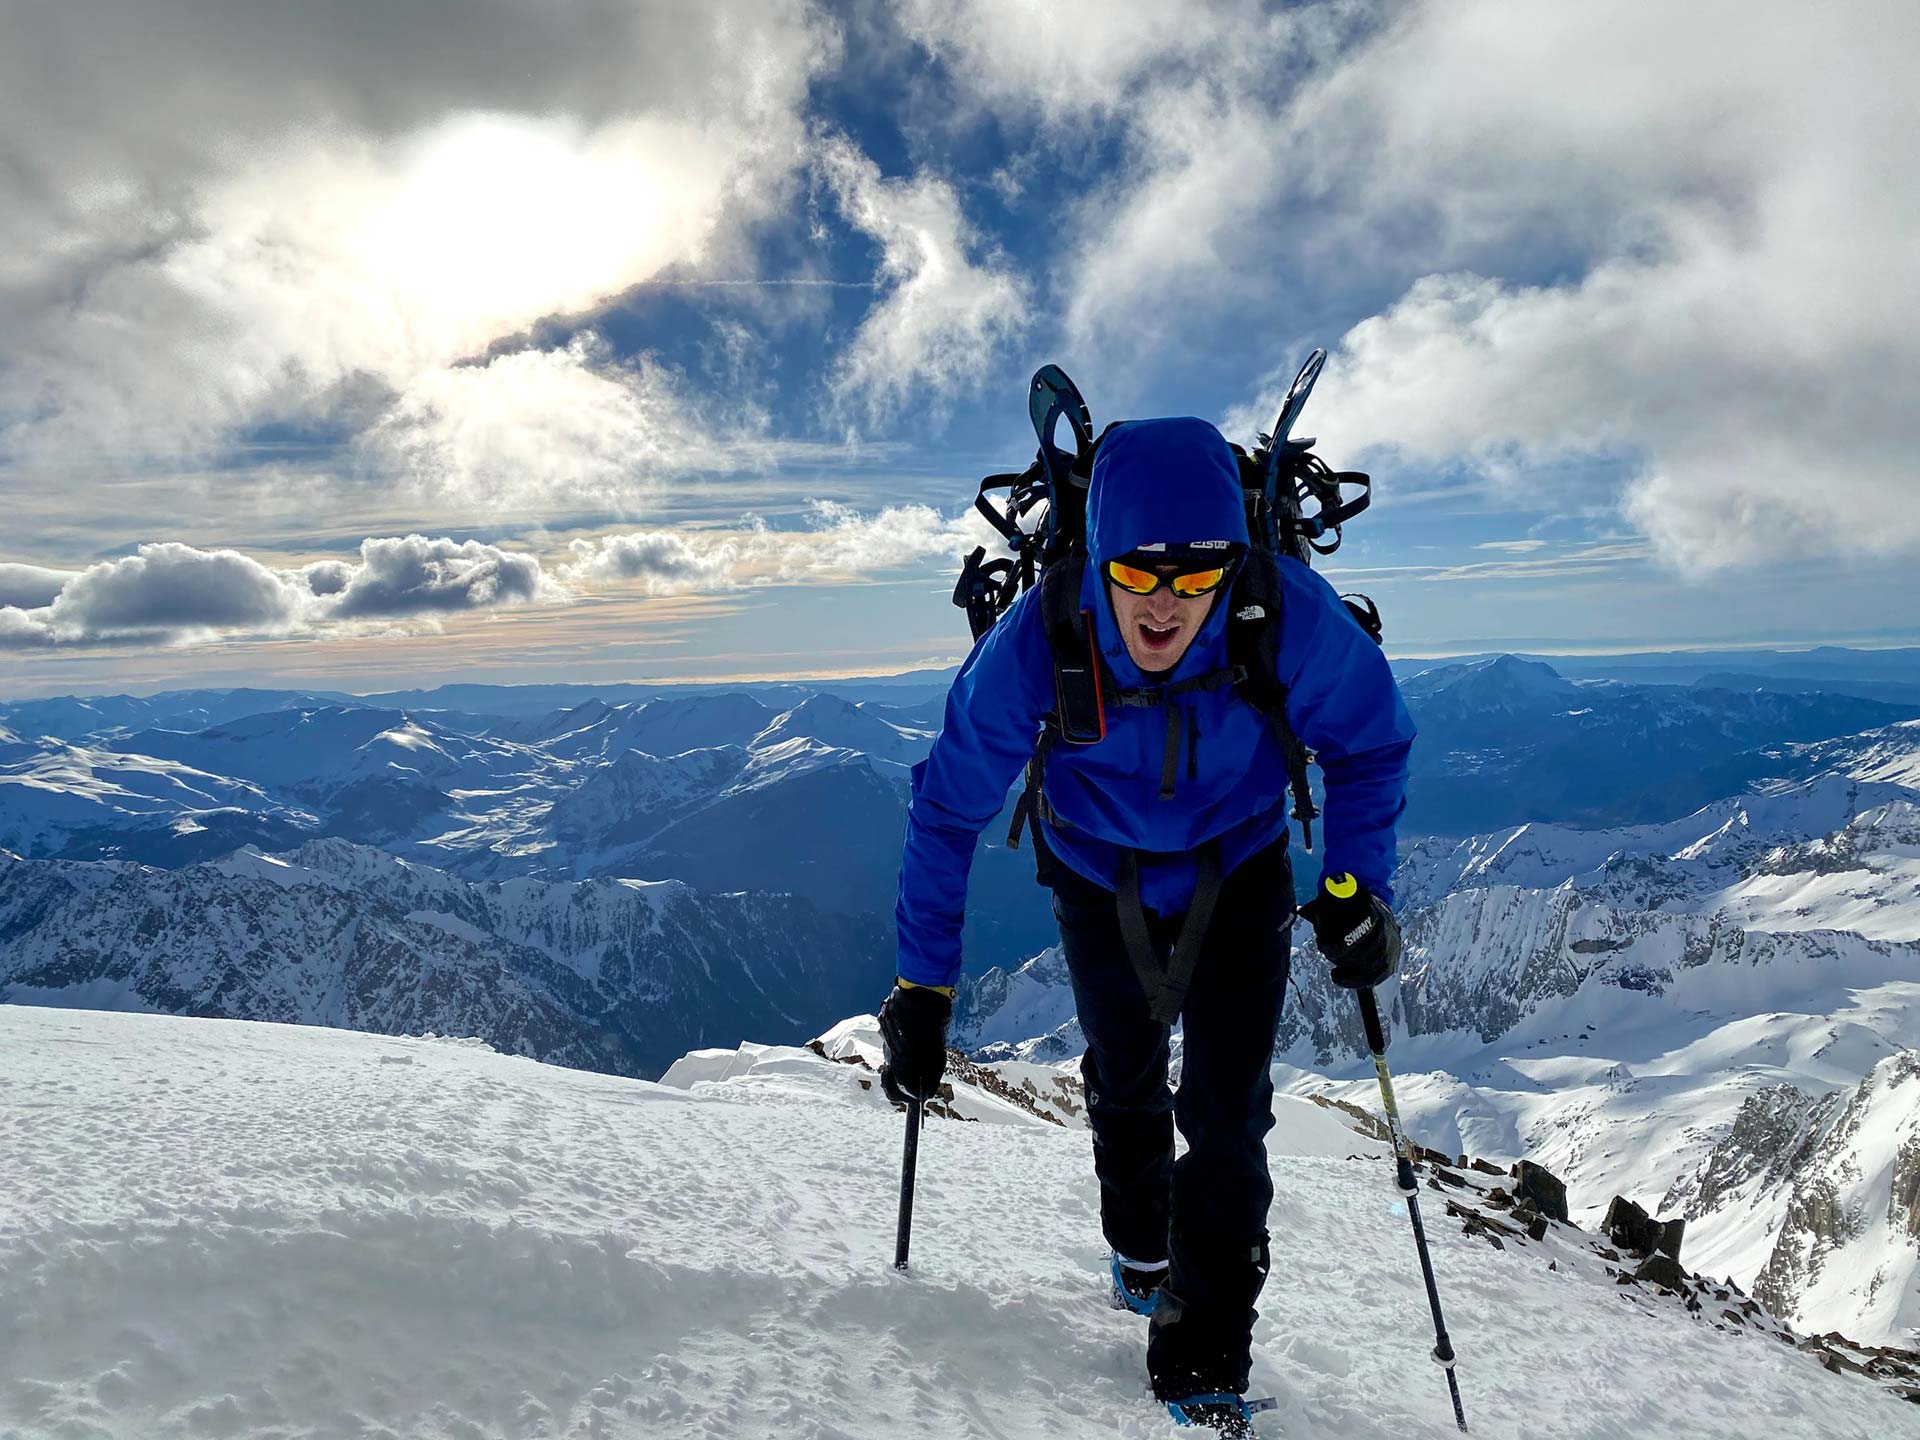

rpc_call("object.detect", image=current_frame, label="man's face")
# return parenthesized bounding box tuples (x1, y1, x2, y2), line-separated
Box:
(1109, 566, 1218, 673)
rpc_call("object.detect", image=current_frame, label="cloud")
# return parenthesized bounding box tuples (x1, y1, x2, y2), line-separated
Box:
(561, 531, 742, 595)
(913, 1, 1920, 570)
(564, 501, 1004, 592)
(0, 502, 1006, 649)
(898, 0, 1270, 130)
(0, 536, 569, 648)
(0, 1, 835, 509)
(817, 136, 1030, 423)
(1330, 541, 1652, 585)
(361, 335, 736, 515)
(1472, 540, 1548, 555)
(0, 564, 80, 610)
(315, 536, 569, 618)
(771, 499, 1000, 576)
(0, 608, 57, 649)
(898, 0, 1363, 360)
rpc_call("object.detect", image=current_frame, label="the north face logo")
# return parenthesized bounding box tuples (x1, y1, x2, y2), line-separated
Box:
(1236, 604, 1265, 621)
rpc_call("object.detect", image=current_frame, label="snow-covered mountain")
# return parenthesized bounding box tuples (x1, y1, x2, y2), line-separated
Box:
(1397, 652, 1582, 709)
(5, 668, 1919, 1349)
(747, 692, 935, 768)
(1398, 659, 1920, 834)
(0, 735, 311, 859)
(1663, 1049, 1920, 1346)
(0, 685, 352, 743)
(0, 839, 890, 1076)
(952, 945, 1084, 1062)
(5, 1002, 1912, 1439)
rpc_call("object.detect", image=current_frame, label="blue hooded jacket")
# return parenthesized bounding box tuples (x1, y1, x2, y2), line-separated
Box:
(895, 416, 1414, 987)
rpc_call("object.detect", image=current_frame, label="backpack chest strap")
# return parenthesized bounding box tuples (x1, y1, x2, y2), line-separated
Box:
(1109, 665, 1246, 799)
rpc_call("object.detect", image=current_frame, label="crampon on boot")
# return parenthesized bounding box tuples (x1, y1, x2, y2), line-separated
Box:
(1109, 1252, 1166, 1316)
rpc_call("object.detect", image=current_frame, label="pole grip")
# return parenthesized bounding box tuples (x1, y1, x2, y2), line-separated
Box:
(894, 1098, 922, 1271)
(1359, 985, 1388, 1056)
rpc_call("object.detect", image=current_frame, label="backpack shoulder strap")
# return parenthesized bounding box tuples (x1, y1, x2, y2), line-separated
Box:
(1007, 549, 1103, 853)
(1226, 551, 1322, 851)
(1036, 550, 1108, 746)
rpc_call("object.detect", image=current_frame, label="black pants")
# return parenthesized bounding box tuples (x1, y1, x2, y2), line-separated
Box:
(1049, 840, 1293, 1399)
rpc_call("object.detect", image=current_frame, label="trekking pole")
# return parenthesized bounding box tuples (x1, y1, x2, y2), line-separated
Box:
(893, 1095, 923, 1271)
(1358, 986, 1468, 1432)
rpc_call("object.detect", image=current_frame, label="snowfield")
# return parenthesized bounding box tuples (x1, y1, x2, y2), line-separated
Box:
(3, 1006, 1914, 1439)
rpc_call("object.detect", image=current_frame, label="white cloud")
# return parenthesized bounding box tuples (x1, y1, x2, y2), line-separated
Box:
(898, 0, 1268, 129)
(772, 499, 1000, 576)
(561, 531, 741, 595)
(38, 543, 314, 643)
(0, 564, 80, 610)
(817, 136, 1030, 423)
(0, 536, 569, 649)
(898, 0, 1362, 360)
(1472, 540, 1548, 555)
(362, 335, 736, 515)
(916, 0, 1919, 570)
(316, 536, 568, 618)
(0, 608, 57, 649)
(0, 503, 1005, 649)
(0, 1, 835, 511)
(565, 502, 1003, 591)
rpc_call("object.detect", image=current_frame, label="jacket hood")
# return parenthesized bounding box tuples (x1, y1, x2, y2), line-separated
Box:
(1085, 417, 1249, 565)
(1080, 416, 1248, 685)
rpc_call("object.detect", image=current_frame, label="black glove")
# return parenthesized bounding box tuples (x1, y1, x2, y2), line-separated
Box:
(878, 979, 953, 1106)
(1299, 874, 1401, 990)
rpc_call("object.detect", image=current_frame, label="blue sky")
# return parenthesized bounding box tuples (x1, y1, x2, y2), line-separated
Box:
(1, 1, 1915, 697)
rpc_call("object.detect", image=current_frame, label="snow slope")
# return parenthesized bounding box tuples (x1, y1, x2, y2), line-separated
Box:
(3, 1005, 1913, 1440)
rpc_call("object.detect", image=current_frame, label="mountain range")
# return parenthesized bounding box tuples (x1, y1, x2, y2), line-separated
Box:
(5, 655, 1919, 1344)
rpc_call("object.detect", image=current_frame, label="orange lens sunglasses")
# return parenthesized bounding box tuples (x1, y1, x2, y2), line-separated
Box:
(1104, 557, 1234, 598)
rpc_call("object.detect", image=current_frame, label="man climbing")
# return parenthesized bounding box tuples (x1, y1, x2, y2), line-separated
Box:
(879, 415, 1415, 1435)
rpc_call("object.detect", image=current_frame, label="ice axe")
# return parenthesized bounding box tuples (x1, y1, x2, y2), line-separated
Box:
(893, 1094, 922, 1271)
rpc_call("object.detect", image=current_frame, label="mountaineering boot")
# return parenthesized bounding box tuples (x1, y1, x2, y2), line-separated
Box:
(1109, 1252, 1166, 1315)
(1165, 1392, 1262, 1435)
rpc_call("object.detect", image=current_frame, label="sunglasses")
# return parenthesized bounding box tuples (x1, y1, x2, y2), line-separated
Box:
(1104, 557, 1236, 598)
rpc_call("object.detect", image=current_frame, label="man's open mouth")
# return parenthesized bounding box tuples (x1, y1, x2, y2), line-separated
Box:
(1138, 621, 1180, 650)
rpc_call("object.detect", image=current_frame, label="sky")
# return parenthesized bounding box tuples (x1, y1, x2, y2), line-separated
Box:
(2, 0, 1917, 699)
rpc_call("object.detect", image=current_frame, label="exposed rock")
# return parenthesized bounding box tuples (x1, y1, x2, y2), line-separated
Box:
(1749, 1052, 1920, 1325)
(1662, 1082, 1834, 1219)
(1891, 1131, 1920, 1243)
(1303, 1091, 1393, 1145)
(1517, 1159, 1570, 1222)
(1635, 1254, 1689, 1293)
(1602, 1196, 1684, 1260)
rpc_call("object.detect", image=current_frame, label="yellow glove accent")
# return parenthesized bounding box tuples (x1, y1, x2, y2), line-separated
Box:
(895, 977, 958, 1000)
(1325, 873, 1359, 900)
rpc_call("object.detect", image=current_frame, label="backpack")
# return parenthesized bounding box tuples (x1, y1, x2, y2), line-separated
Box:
(948, 355, 1383, 1023)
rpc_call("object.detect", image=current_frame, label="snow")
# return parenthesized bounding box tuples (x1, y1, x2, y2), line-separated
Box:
(3, 1004, 1913, 1440)
(0, 739, 283, 853)
(1281, 963, 1920, 1339)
